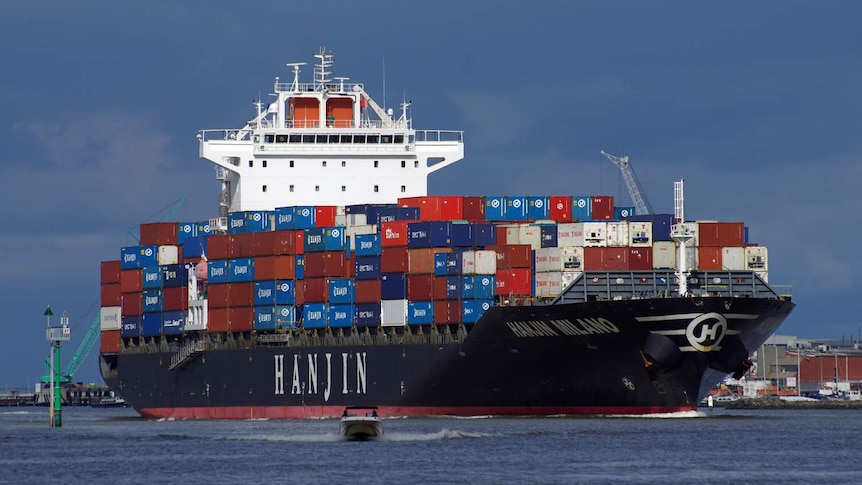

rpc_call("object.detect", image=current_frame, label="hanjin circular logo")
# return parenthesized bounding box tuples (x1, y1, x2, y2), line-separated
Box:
(534, 199, 543, 208)
(331, 229, 340, 237)
(491, 199, 500, 208)
(144, 248, 153, 257)
(280, 283, 290, 291)
(685, 312, 728, 352)
(301, 208, 311, 217)
(577, 199, 586, 208)
(253, 213, 262, 221)
(512, 199, 522, 208)
(622, 377, 636, 391)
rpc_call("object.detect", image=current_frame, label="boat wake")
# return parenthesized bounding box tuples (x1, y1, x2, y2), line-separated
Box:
(604, 410, 706, 419)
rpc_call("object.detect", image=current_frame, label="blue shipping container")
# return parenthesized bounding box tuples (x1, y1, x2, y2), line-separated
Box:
(461, 275, 477, 299)
(275, 280, 296, 305)
(527, 197, 550, 220)
(328, 304, 354, 328)
(381, 273, 407, 299)
(294, 206, 317, 230)
(355, 234, 382, 256)
(484, 196, 506, 221)
(141, 313, 161, 337)
(162, 264, 185, 288)
(433, 252, 449, 276)
(295, 255, 305, 280)
(407, 301, 434, 325)
(462, 299, 493, 323)
(355, 303, 381, 327)
(178, 222, 196, 244)
(120, 316, 141, 338)
(254, 306, 278, 330)
(208, 259, 229, 284)
(355, 256, 382, 280)
(627, 214, 673, 241)
(142, 289, 163, 313)
(254, 281, 276, 306)
(572, 197, 592, 221)
(328, 278, 356, 304)
(304, 227, 327, 252)
(142, 266, 163, 289)
(505, 196, 529, 221)
(302, 303, 328, 328)
(614, 207, 635, 220)
(196, 220, 214, 236)
(446, 251, 463, 276)
(276, 305, 297, 328)
(274, 206, 296, 230)
(450, 223, 473, 247)
(540, 225, 558, 248)
(325, 227, 347, 251)
(227, 210, 272, 234)
(407, 221, 452, 248)
(445, 276, 462, 300)
(474, 275, 496, 298)
(162, 311, 185, 336)
(120, 245, 159, 269)
(182, 236, 209, 259)
(228, 258, 255, 282)
(472, 224, 497, 246)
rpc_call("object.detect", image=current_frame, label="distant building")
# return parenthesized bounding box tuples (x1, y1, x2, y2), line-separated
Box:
(754, 335, 862, 393)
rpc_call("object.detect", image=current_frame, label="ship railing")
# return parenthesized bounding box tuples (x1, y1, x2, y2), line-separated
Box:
(415, 130, 463, 144)
(255, 119, 411, 130)
(274, 81, 364, 94)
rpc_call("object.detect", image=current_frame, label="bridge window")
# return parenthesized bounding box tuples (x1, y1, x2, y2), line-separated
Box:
(354, 135, 366, 144)
(394, 134, 404, 144)
(367, 135, 379, 144)
(316, 134, 327, 143)
(289, 134, 301, 143)
(276, 135, 288, 143)
(264, 134, 275, 143)
(381, 135, 392, 143)
(329, 134, 340, 143)
(302, 134, 315, 143)
(340, 134, 352, 143)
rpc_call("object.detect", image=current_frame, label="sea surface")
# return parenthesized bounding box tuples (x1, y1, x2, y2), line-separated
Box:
(1, 406, 860, 484)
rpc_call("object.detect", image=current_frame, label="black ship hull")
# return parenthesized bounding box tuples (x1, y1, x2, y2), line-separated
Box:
(102, 296, 793, 419)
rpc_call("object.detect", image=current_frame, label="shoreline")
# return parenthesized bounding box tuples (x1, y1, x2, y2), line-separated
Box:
(707, 396, 862, 410)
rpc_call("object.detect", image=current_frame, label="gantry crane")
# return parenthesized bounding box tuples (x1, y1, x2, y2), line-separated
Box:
(600, 150, 653, 215)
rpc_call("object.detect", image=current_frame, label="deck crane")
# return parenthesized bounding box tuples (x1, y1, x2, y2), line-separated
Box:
(41, 196, 186, 384)
(600, 150, 653, 216)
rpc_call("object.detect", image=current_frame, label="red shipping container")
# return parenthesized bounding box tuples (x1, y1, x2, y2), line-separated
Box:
(495, 226, 508, 245)
(408, 275, 435, 301)
(698, 222, 720, 247)
(295, 279, 306, 305)
(253, 230, 297, 256)
(139, 222, 178, 246)
(583, 247, 607, 270)
(100, 330, 121, 354)
(101, 283, 121, 307)
(208, 308, 229, 333)
(380, 221, 409, 247)
(120, 269, 143, 294)
(101, 260, 121, 284)
(462, 196, 485, 222)
(434, 300, 462, 324)
(718, 222, 745, 247)
(254, 255, 297, 281)
(381, 247, 409, 273)
(698, 246, 723, 270)
(304, 252, 346, 278)
(295, 230, 305, 254)
(228, 307, 254, 332)
(496, 269, 533, 296)
(629, 247, 653, 270)
(590, 195, 615, 220)
(208, 234, 231, 259)
(488, 245, 532, 269)
(440, 196, 464, 220)
(121, 293, 142, 316)
(315, 206, 338, 227)
(399, 196, 442, 221)
(606, 247, 630, 270)
(346, 257, 356, 278)
(408, 248, 436, 274)
(163, 286, 189, 312)
(355, 280, 382, 303)
(228, 282, 254, 307)
(230, 233, 255, 258)
(433, 276, 447, 300)
(303, 277, 329, 303)
(207, 283, 229, 309)
(549, 196, 573, 222)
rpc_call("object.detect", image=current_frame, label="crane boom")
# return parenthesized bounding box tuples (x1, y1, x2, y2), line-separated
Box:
(600, 150, 653, 215)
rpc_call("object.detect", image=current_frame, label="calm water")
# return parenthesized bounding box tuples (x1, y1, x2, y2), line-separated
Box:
(1, 407, 860, 484)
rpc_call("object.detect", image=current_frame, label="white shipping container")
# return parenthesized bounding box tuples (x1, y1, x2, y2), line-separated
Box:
(187, 300, 207, 331)
(606, 221, 629, 247)
(652, 241, 676, 269)
(583, 222, 608, 247)
(534, 272, 553, 297)
(461, 251, 476, 275)
(561, 271, 582, 289)
(346, 224, 378, 250)
(722, 247, 745, 270)
(557, 223, 585, 247)
(506, 224, 542, 250)
(629, 222, 653, 247)
(535, 247, 583, 272)
(474, 250, 497, 275)
(100, 306, 121, 331)
(745, 246, 769, 271)
(755, 271, 769, 283)
(336, 213, 367, 227)
(381, 299, 408, 326)
(158, 245, 179, 265)
(535, 271, 582, 297)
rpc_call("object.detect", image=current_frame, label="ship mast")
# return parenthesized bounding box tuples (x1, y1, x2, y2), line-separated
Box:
(671, 179, 693, 296)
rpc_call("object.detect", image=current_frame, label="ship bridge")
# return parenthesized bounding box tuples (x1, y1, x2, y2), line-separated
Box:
(199, 49, 464, 215)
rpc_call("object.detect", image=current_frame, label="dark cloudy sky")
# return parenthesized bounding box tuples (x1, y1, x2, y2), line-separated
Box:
(1, 1, 860, 388)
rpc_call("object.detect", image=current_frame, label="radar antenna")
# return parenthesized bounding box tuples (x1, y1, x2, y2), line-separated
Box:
(670, 179, 694, 296)
(285, 62, 307, 92)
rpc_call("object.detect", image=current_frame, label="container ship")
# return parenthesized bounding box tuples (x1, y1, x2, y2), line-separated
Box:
(97, 50, 794, 419)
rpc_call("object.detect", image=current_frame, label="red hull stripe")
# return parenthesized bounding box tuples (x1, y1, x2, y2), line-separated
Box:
(137, 405, 696, 420)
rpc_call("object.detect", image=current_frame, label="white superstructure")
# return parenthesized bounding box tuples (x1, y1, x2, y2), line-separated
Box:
(199, 49, 465, 216)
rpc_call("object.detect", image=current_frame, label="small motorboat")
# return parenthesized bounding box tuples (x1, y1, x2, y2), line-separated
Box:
(91, 396, 128, 408)
(340, 406, 383, 440)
